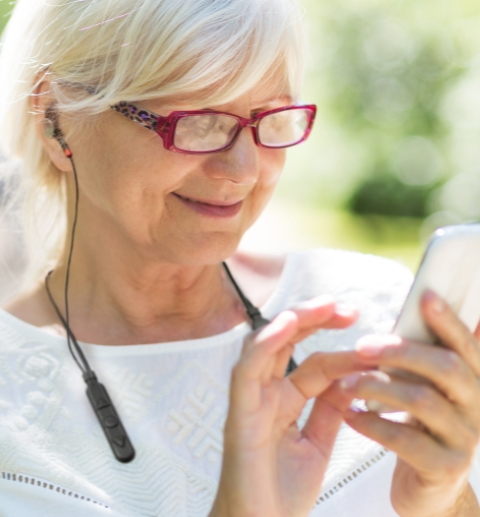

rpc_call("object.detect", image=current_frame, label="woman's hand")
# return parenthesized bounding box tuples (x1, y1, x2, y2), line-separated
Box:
(210, 296, 366, 517)
(340, 291, 480, 517)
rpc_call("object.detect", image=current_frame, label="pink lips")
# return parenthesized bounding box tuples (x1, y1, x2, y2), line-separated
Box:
(173, 193, 243, 218)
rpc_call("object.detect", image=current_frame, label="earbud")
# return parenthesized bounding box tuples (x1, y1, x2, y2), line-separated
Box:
(42, 106, 73, 158)
(42, 117, 56, 139)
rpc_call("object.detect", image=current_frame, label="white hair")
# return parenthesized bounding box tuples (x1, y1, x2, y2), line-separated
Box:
(0, 0, 306, 287)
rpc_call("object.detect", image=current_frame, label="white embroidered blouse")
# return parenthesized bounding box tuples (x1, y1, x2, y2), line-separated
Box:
(0, 248, 479, 517)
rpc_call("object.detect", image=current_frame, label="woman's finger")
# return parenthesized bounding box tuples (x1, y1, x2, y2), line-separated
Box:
(355, 335, 478, 408)
(229, 312, 298, 417)
(237, 311, 299, 383)
(289, 351, 372, 400)
(319, 308, 359, 329)
(289, 307, 358, 346)
(263, 298, 358, 380)
(302, 381, 354, 456)
(421, 290, 480, 377)
(344, 410, 468, 482)
(340, 372, 476, 450)
(267, 307, 358, 380)
(270, 341, 295, 380)
(278, 299, 358, 377)
(365, 369, 434, 413)
(288, 296, 358, 335)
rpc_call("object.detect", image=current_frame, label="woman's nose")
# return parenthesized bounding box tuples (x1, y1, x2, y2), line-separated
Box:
(203, 127, 259, 185)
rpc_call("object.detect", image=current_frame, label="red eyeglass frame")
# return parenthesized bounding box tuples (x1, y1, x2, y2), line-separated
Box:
(110, 102, 317, 154)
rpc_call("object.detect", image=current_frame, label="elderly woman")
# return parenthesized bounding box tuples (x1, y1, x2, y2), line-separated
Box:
(0, 0, 480, 516)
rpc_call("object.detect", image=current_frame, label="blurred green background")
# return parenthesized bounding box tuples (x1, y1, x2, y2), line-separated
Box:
(2, 0, 480, 271)
(281, 0, 480, 271)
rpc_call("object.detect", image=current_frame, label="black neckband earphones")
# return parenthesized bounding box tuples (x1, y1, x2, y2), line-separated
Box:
(41, 105, 297, 464)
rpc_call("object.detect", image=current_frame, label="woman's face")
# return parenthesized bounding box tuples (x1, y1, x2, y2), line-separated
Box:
(62, 79, 290, 266)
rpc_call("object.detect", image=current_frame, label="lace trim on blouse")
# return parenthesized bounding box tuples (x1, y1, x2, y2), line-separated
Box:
(0, 470, 109, 509)
(314, 448, 390, 506)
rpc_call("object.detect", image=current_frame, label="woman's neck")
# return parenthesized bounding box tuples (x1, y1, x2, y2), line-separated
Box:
(43, 256, 247, 345)
(2, 215, 285, 346)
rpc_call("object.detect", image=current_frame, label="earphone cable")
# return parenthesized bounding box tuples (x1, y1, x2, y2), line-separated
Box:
(43, 130, 135, 463)
(44, 154, 91, 375)
(45, 270, 89, 373)
(64, 156, 88, 369)
(222, 261, 297, 373)
(222, 261, 271, 330)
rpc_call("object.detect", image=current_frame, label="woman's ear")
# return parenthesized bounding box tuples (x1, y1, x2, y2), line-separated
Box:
(31, 76, 73, 172)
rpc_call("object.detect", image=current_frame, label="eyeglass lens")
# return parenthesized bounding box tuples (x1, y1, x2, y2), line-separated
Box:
(174, 114, 238, 152)
(173, 108, 311, 152)
(257, 109, 310, 148)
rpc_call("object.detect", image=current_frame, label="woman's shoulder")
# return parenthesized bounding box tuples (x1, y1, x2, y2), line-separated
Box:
(231, 249, 285, 276)
(278, 247, 413, 301)
(294, 247, 414, 285)
(233, 246, 413, 280)
(231, 246, 414, 318)
(2, 280, 57, 327)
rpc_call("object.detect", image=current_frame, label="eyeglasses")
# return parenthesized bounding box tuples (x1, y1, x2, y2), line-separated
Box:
(110, 102, 316, 154)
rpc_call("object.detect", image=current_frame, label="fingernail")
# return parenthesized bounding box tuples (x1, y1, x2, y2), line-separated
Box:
(424, 290, 445, 313)
(340, 374, 360, 391)
(365, 399, 382, 412)
(355, 334, 401, 357)
(355, 335, 386, 357)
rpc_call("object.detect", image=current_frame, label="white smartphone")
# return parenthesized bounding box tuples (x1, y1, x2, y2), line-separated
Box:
(394, 224, 480, 342)
(366, 224, 480, 414)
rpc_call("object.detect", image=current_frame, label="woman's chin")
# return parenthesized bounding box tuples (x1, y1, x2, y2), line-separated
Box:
(156, 235, 243, 266)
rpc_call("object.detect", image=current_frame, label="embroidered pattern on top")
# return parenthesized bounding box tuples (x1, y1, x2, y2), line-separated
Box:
(0, 344, 223, 517)
(1, 471, 109, 508)
(103, 366, 154, 421)
(168, 385, 226, 464)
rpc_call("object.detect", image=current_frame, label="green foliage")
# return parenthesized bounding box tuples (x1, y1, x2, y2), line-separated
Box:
(279, 0, 480, 224)
(0, 1, 13, 34)
(314, 2, 461, 218)
(348, 174, 432, 218)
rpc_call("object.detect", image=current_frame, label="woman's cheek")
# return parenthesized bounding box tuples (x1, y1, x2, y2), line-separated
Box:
(246, 154, 285, 221)
(257, 149, 285, 186)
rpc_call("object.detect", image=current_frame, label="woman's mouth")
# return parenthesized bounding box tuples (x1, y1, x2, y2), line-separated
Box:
(173, 193, 244, 218)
